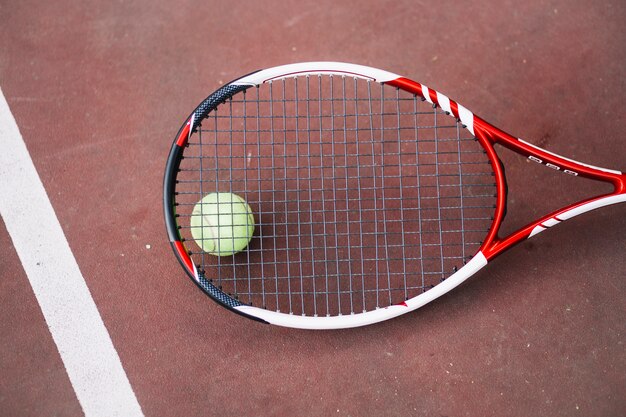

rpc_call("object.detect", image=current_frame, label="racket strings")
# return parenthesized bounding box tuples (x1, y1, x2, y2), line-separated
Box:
(175, 74, 496, 316)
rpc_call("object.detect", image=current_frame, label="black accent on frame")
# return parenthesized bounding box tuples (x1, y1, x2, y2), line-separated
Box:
(163, 144, 184, 242)
(163, 78, 258, 319)
(190, 83, 251, 131)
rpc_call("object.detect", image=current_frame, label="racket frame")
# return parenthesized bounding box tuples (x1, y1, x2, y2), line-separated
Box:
(164, 62, 626, 329)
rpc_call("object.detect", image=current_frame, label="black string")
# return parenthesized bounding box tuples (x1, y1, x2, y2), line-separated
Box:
(175, 75, 496, 317)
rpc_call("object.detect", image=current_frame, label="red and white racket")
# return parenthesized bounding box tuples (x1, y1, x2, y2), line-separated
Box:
(163, 62, 625, 329)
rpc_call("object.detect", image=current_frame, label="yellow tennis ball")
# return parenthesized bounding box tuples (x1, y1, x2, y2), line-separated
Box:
(190, 192, 255, 256)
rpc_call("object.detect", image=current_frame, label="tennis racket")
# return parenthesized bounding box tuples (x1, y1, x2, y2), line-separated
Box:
(163, 62, 625, 329)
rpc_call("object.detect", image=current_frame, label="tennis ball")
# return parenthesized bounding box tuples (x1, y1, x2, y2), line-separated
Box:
(190, 192, 255, 256)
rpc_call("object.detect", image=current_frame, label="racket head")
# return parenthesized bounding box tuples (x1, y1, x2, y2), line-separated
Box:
(163, 62, 503, 329)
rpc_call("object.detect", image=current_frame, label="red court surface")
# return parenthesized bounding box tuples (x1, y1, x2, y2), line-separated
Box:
(1, 1, 625, 416)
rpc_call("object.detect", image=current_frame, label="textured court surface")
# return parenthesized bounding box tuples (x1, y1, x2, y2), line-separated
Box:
(1, 1, 625, 416)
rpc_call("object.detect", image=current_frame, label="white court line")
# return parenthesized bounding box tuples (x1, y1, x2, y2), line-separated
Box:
(0, 88, 144, 417)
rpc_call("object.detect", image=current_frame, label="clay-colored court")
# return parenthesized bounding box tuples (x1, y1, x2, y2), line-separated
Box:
(1, 1, 624, 416)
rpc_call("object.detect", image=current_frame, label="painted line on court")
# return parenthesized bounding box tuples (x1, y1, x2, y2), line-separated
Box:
(0, 88, 144, 417)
